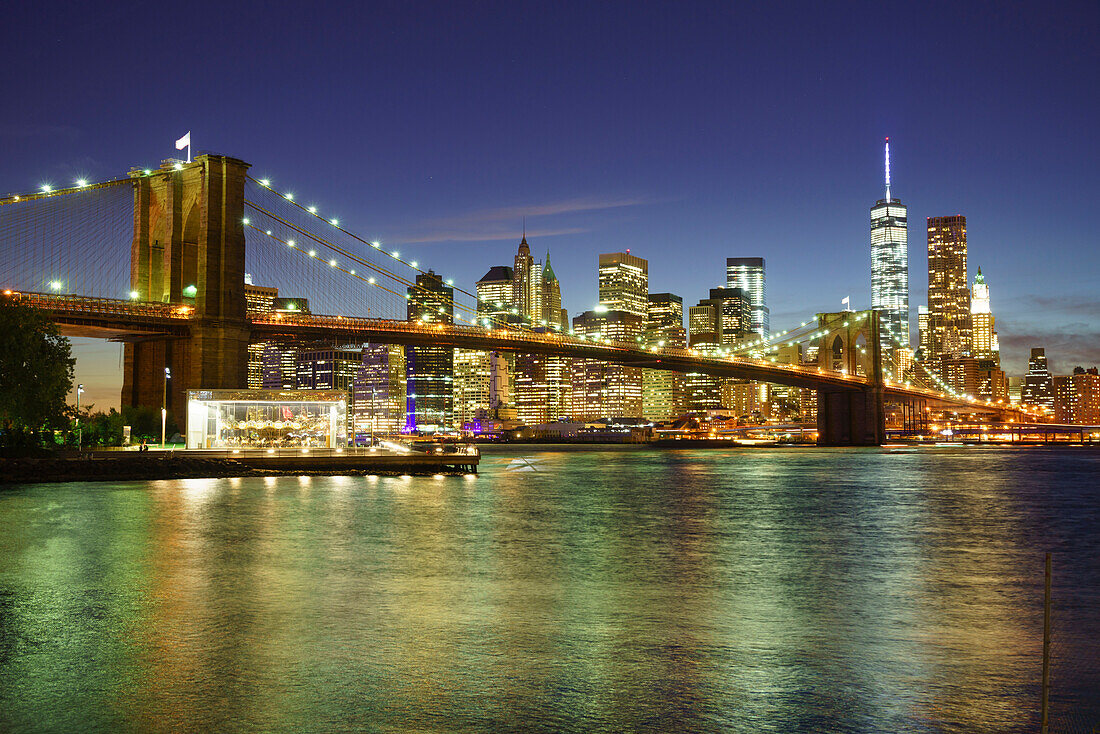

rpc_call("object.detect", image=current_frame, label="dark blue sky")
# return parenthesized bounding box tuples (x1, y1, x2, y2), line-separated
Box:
(3, 1, 1098, 405)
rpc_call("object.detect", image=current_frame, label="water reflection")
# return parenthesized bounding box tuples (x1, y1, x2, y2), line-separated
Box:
(0, 448, 1097, 732)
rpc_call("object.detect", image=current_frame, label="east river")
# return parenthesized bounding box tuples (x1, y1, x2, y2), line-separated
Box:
(1, 446, 1097, 733)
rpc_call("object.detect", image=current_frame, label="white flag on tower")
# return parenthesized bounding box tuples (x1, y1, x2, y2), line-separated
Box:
(841, 296, 850, 309)
(175, 131, 191, 162)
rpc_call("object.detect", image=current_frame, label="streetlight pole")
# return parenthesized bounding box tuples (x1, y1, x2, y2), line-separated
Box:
(161, 366, 171, 448)
(76, 383, 84, 452)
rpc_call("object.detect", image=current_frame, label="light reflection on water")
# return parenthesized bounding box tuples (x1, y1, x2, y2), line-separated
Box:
(0, 446, 1097, 733)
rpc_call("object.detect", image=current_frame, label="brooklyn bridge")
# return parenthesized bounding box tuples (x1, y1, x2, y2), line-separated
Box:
(0, 154, 1039, 445)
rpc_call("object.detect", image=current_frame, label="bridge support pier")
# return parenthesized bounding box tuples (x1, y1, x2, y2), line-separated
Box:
(817, 387, 886, 446)
(122, 322, 249, 422)
(814, 310, 886, 446)
(122, 154, 251, 421)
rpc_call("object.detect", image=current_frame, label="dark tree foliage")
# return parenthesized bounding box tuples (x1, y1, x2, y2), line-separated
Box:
(0, 298, 76, 431)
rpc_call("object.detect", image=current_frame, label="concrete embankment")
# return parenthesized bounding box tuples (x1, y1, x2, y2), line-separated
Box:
(1, 451, 479, 484)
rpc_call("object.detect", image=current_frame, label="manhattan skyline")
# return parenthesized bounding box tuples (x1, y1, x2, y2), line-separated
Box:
(2, 1, 1098, 409)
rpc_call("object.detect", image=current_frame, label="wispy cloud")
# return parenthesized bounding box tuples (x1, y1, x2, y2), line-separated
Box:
(436, 196, 650, 225)
(1024, 294, 1100, 315)
(397, 226, 590, 245)
(390, 195, 650, 245)
(998, 323, 1100, 374)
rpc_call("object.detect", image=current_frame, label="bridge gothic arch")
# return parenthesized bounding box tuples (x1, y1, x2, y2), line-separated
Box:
(814, 310, 885, 446)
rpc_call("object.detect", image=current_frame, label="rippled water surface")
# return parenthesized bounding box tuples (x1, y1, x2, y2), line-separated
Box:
(1, 446, 1098, 733)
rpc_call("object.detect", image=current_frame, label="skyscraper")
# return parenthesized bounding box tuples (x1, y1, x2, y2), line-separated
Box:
(1022, 347, 1054, 413)
(536, 252, 566, 329)
(726, 257, 768, 337)
(916, 306, 931, 361)
(870, 138, 909, 354)
(352, 344, 406, 437)
(296, 346, 362, 434)
(970, 267, 999, 362)
(926, 215, 971, 362)
(571, 309, 644, 419)
(476, 265, 514, 325)
(1054, 367, 1100, 424)
(643, 293, 687, 420)
(598, 251, 649, 319)
(476, 265, 517, 414)
(685, 302, 721, 410)
(245, 283, 281, 389)
(702, 287, 752, 345)
(453, 349, 492, 428)
(513, 235, 535, 319)
(406, 271, 454, 431)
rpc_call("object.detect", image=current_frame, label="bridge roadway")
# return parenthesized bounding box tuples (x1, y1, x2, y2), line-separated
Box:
(11, 291, 1035, 417)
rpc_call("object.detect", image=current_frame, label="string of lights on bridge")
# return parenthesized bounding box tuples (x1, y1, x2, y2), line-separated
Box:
(246, 175, 569, 335)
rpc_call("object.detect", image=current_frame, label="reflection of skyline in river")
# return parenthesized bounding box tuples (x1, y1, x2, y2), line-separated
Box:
(0, 448, 1097, 732)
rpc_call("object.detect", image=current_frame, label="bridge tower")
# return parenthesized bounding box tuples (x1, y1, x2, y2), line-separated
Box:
(815, 309, 886, 446)
(121, 155, 251, 420)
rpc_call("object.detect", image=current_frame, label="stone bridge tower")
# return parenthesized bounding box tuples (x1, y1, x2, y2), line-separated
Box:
(815, 309, 886, 446)
(121, 154, 251, 422)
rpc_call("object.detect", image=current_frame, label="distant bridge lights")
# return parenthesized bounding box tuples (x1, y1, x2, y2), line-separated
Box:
(49, 280, 61, 291)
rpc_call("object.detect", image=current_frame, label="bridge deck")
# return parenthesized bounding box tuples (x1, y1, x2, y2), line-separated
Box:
(9, 291, 1041, 416)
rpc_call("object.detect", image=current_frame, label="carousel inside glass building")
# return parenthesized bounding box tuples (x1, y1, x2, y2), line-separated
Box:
(186, 390, 348, 449)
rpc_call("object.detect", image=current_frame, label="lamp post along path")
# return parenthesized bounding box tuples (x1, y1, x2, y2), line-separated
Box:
(161, 367, 170, 448)
(76, 384, 84, 451)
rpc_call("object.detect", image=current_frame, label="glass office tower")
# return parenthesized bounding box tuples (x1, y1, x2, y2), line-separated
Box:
(725, 257, 768, 338)
(870, 139, 909, 353)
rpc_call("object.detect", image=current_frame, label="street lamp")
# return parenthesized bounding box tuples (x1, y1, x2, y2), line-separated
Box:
(76, 384, 84, 452)
(161, 367, 171, 448)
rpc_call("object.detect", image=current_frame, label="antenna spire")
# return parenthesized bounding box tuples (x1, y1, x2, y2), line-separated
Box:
(884, 137, 891, 202)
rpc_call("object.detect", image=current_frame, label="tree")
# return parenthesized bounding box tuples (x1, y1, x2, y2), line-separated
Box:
(0, 297, 75, 431)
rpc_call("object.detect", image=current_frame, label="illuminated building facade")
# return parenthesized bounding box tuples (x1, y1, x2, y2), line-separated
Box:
(261, 342, 297, 389)
(476, 265, 514, 323)
(942, 356, 980, 397)
(916, 305, 931, 361)
(926, 215, 971, 362)
(726, 257, 768, 337)
(536, 253, 566, 329)
(571, 309, 644, 419)
(513, 235, 535, 319)
(406, 271, 454, 431)
(515, 344, 573, 425)
(245, 283, 280, 388)
(643, 293, 687, 420)
(702, 287, 751, 345)
(352, 344, 406, 437)
(685, 302, 721, 410)
(970, 267, 999, 361)
(477, 265, 517, 413)
(598, 252, 649, 318)
(453, 349, 492, 428)
(870, 139, 909, 354)
(1023, 348, 1055, 413)
(722, 380, 767, 418)
(296, 346, 362, 433)
(1054, 367, 1100, 424)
